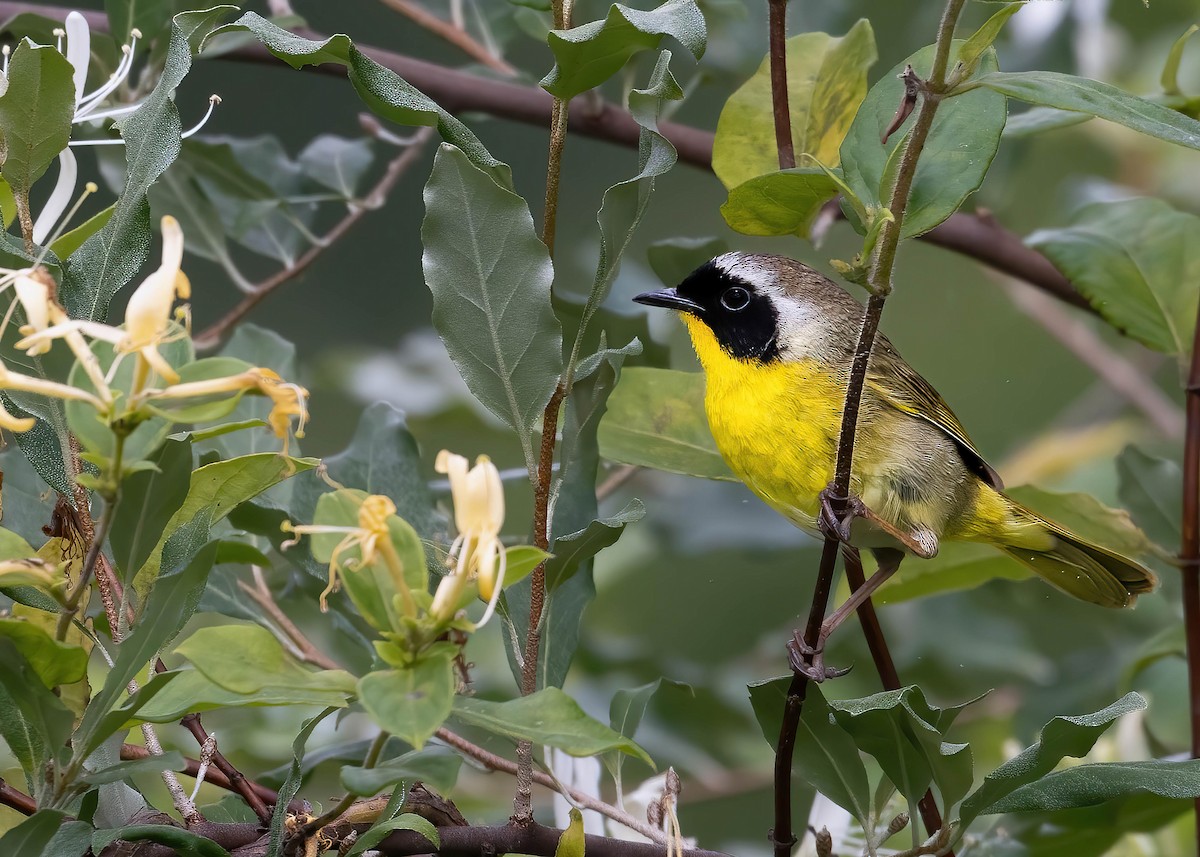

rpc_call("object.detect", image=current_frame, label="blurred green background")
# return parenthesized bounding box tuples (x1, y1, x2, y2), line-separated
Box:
(6, 0, 1200, 854)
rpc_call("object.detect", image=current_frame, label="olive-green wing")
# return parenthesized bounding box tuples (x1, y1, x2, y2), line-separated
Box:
(867, 336, 1003, 488)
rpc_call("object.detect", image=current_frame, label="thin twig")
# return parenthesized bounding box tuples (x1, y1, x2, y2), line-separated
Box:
(178, 710, 273, 825)
(194, 128, 433, 348)
(772, 1, 969, 854)
(55, 496, 115, 641)
(436, 728, 669, 844)
(239, 568, 343, 671)
(767, 0, 795, 170)
(596, 464, 640, 501)
(0, 778, 36, 815)
(1180, 284, 1200, 850)
(121, 743, 306, 813)
(377, 0, 516, 75)
(1002, 277, 1183, 438)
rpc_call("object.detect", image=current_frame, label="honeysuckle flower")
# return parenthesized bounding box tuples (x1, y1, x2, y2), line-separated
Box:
(15, 216, 190, 394)
(144, 365, 309, 452)
(0, 360, 107, 415)
(18, 12, 220, 241)
(281, 494, 400, 611)
(429, 450, 506, 626)
(0, 397, 35, 433)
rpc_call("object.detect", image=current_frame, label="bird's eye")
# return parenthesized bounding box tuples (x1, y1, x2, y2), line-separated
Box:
(720, 286, 751, 312)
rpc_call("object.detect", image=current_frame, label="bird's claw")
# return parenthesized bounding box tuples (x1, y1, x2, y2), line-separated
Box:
(817, 484, 862, 545)
(787, 631, 851, 682)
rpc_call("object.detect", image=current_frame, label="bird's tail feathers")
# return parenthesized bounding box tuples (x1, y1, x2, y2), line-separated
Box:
(999, 501, 1157, 609)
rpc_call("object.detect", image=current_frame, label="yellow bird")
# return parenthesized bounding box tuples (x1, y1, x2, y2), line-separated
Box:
(633, 252, 1156, 619)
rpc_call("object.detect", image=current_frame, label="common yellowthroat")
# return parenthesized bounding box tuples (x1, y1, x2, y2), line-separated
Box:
(634, 252, 1157, 609)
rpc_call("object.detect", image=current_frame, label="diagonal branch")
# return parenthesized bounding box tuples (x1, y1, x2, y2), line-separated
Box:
(2, 0, 1091, 316)
(194, 126, 433, 348)
(377, 0, 516, 76)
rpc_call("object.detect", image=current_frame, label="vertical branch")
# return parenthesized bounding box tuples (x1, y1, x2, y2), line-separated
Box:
(1181, 302, 1200, 850)
(514, 0, 574, 826)
(770, 1, 968, 854)
(767, 0, 796, 170)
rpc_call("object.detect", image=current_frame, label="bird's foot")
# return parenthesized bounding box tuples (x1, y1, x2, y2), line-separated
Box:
(817, 484, 866, 545)
(786, 630, 852, 682)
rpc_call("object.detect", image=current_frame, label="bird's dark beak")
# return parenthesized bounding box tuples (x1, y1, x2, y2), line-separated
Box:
(633, 288, 703, 314)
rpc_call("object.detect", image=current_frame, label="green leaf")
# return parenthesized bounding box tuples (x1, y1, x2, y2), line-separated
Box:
(1027, 198, 1200, 358)
(358, 650, 456, 749)
(265, 707, 339, 857)
(957, 2, 1025, 78)
(984, 760, 1200, 814)
(0, 618, 87, 687)
(1162, 24, 1199, 97)
(211, 12, 508, 184)
(569, 52, 680, 364)
(48, 203, 115, 260)
(91, 825, 230, 857)
(341, 746, 462, 796)
(647, 237, 729, 287)
(73, 541, 220, 761)
(421, 142, 562, 472)
(452, 688, 652, 764)
(541, 0, 705, 100)
(133, 452, 316, 594)
(720, 168, 840, 238)
(747, 677, 871, 823)
(967, 70, 1200, 151)
(555, 808, 586, 857)
(598, 367, 735, 480)
(106, 0, 177, 43)
(307, 488, 427, 632)
(713, 20, 875, 190)
(0, 41, 75, 195)
(545, 500, 645, 591)
(840, 41, 1006, 238)
(175, 622, 356, 697)
(110, 438, 192, 581)
(60, 10, 227, 321)
(1117, 445, 1181, 549)
(133, 667, 353, 722)
(877, 484, 1153, 604)
(828, 686, 973, 814)
(1002, 106, 1093, 138)
(344, 813, 438, 857)
(0, 637, 73, 772)
(0, 811, 74, 855)
(83, 750, 187, 785)
(957, 692, 1146, 834)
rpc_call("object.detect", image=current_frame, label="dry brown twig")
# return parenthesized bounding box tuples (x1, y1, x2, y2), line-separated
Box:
(378, 0, 516, 76)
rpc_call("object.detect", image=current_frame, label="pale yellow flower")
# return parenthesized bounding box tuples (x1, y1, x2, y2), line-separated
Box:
(144, 366, 309, 452)
(281, 494, 397, 611)
(430, 450, 506, 625)
(121, 215, 190, 383)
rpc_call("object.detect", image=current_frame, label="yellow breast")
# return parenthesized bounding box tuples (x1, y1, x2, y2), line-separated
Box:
(684, 317, 844, 531)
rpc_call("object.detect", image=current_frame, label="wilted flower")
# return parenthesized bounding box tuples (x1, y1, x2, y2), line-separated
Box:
(429, 450, 506, 626)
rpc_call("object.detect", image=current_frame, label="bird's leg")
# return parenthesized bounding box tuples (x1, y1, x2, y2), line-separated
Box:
(788, 549, 905, 682)
(817, 483, 938, 558)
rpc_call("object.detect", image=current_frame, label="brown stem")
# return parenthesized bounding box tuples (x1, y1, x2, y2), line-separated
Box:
(238, 569, 342, 671)
(1181, 288, 1200, 850)
(120, 743, 305, 814)
(172, 698, 274, 825)
(376, 0, 516, 75)
(767, 0, 795, 170)
(194, 127, 433, 348)
(0, 777, 36, 815)
(3, 2, 1091, 317)
(772, 1, 968, 854)
(841, 548, 945, 841)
